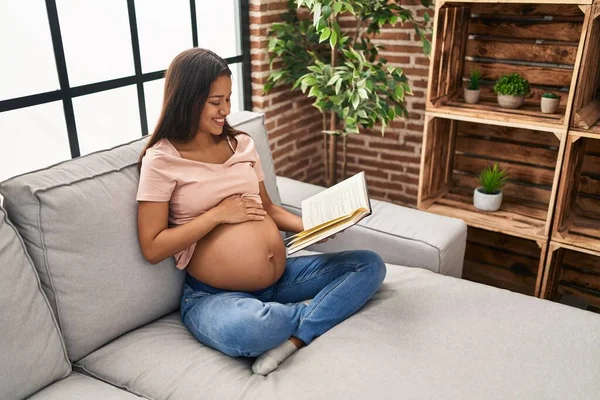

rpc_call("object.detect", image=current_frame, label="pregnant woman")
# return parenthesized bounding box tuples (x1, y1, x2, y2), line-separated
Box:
(136, 48, 386, 375)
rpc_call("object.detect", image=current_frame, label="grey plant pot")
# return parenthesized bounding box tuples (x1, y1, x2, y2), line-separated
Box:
(464, 88, 480, 104)
(541, 97, 560, 114)
(473, 188, 503, 212)
(497, 94, 524, 109)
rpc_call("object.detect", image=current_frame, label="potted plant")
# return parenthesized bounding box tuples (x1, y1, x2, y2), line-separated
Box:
(473, 163, 508, 212)
(264, 0, 432, 186)
(493, 73, 530, 109)
(541, 92, 560, 114)
(464, 69, 482, 104)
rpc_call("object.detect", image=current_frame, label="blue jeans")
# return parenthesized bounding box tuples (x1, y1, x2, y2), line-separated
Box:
(180, 250, 386, 357)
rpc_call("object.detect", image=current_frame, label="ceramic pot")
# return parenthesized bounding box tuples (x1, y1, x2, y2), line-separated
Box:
(473, 188, 503, 212)
(464, 88, 481, 104)
(541, 97, 560, 114)
(497, 95, 524, 109)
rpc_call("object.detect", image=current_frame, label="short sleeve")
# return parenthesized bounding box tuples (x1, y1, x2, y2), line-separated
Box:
(136, 151, 176, 202)
(249, 139, 265, 182)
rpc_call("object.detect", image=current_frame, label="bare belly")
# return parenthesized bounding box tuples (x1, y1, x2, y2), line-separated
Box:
(186, 214, 287, 291)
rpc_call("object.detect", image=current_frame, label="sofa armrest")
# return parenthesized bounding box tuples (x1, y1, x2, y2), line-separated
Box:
(276, 176, 467, 278)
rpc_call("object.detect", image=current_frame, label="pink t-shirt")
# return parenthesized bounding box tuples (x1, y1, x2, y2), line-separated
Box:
(136, 133, 265, 269)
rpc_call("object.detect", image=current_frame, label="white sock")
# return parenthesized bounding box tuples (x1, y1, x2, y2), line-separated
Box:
(252, 340, 298, 375)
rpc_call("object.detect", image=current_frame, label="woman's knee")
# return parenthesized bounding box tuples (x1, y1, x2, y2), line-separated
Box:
(208, 301, 294, 357)
(355, 250, 387, 284)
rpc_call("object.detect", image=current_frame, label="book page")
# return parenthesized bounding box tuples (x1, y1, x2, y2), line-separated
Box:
(301, 171, 369, 230)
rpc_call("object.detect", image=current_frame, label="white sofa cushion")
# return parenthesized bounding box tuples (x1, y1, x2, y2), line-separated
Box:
(0, 206, 71, 399)
(77, 258, 600, 400)
(28, 372, 143, 399)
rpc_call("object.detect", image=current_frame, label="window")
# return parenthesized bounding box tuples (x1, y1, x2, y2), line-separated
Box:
(0, 0, 251, 181)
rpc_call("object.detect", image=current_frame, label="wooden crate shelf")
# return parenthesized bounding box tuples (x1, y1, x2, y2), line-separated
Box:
(418, 115, 566, 241)
(552, 133, 600, 252)
(570, 2, 600, 133)
(427, 1, 593, 131)
(541, 241, 600, 313)
(464, 227, 546, 296)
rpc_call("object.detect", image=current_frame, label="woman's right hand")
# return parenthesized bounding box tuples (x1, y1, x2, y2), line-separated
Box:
(214, 195, 267, 224)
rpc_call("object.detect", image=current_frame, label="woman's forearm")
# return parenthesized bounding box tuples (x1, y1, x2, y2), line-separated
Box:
(144, 208, 221, 264)
(266, 204, 304, 233)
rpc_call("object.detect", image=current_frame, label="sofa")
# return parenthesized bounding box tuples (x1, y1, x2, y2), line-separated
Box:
(1, 111, 599, 400)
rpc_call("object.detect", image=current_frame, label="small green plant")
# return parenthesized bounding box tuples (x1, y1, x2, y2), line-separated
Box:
(477, 163, 508, 194)
(542, 92, 560, 99)
(467, 69, 482, 90)
(493, 73, 530, 97)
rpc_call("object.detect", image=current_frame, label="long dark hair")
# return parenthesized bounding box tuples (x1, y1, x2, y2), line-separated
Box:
(138, 48, 237, 168)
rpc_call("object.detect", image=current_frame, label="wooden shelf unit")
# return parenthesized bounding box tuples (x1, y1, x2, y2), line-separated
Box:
(419, 0, 600, 299)
(570, 2, 600, 133)
(427, 1, 594, 131)
(418, 114, 566, 242)
(541, 241, 600, 313)
(464, 227, 547, 296)
(552, 132, 600, 252)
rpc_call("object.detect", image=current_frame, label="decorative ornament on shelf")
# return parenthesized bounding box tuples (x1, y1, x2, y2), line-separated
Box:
(541, 92, 561, 114)
(473, 163, 509, 212)
(493, 73, 530, 109)
(464, 68, 481, 104)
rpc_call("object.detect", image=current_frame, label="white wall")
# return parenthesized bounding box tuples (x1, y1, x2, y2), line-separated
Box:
(0, 0, 244, 182)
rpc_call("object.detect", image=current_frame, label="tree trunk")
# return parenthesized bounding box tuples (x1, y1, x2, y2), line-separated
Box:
(327, 18, 337, 187)
(342, 134, 347, 181)
(322, 114, 328, 186)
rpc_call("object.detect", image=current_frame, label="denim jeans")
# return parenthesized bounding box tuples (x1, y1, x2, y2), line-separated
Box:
(180, 250, 386, 357)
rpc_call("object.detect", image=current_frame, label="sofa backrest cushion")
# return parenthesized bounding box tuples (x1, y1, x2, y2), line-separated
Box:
(227, 111, 281, 205)
(0, 111, 279, 362)
(0, 138, 184, 361)
(0, 205, 71, 399)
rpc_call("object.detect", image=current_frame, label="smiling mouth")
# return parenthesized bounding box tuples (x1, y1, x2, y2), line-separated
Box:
(213, 118, 225, 126)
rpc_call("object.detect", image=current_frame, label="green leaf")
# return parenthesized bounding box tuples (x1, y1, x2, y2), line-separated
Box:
(395, 85, 404, 101)
(333, 2, 342, 14)
(358, 88, 368, 99)
(313, 2, 322, 26)
(387, 107, 395, 120)
(389, 15, 399, 26)
(319, 27, 331, 43)
(330, 29, 338, 47)
(322, 5, 332, 19)
(335, 77, 343, 94)
(424, 12, 430, 23)
(308, 86, 319, 98)
(352, 93, 360, 109)
(422, 39, 431, 57)
(358, 110, 368, 119)
(304, 76, 317, 85)
(327, 75, 340, 86)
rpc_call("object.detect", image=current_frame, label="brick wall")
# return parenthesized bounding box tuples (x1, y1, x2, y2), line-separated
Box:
(249, 0, 431, 207)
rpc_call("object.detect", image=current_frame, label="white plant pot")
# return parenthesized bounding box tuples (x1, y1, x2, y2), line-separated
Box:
(464, 88, 480, 104)
(473, 188, 503, 212)
(541, 97, 560, 114)
(497, 94, 524, 109)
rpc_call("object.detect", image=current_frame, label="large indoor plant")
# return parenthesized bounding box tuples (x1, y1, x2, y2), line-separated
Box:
(264, 0, 432, 186)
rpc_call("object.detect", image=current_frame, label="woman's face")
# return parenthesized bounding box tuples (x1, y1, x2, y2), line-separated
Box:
(199, 75, 232, 136)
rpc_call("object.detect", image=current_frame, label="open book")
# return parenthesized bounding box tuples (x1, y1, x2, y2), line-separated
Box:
(285, 171, 372, 255)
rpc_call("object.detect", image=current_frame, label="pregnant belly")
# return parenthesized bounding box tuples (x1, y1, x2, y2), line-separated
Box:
(186, 214, 287, 291)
